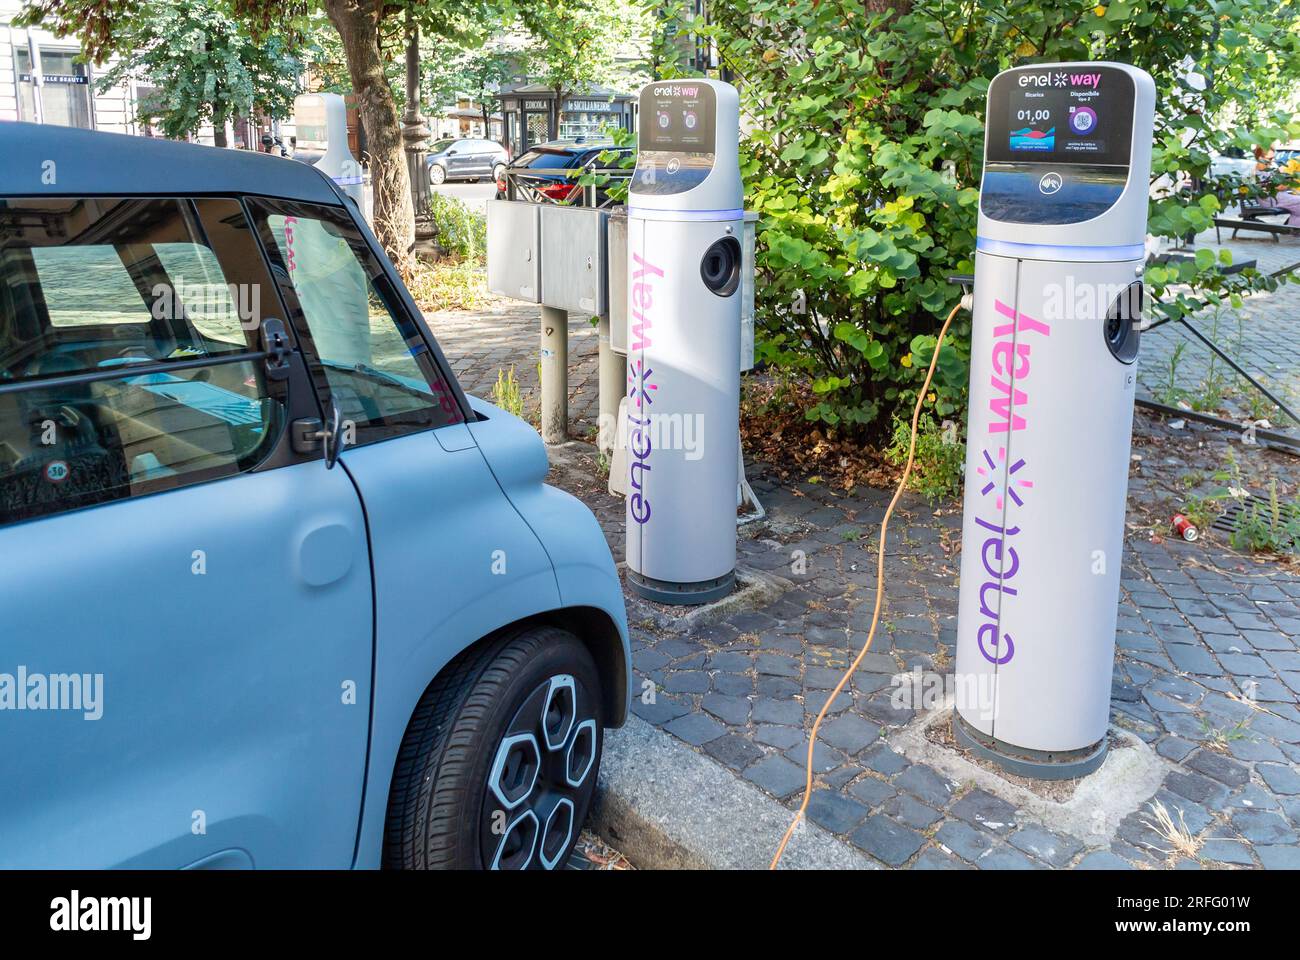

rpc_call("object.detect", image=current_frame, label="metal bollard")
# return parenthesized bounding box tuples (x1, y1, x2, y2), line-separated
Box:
(539, 305, 569, 444)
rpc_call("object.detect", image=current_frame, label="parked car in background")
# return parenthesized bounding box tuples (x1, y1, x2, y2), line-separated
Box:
(427, 137, 510, 185)
(0, 122, 630, 870)
(496, 139, 634, 207)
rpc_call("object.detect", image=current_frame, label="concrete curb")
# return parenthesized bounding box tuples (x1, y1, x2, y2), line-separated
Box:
(590, 715, 879, 870)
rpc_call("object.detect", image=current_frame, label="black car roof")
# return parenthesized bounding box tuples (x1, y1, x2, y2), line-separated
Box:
(0, 121, 343, 205)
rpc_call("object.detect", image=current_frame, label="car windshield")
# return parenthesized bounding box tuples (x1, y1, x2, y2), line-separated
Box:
(430, 139, 458, 153)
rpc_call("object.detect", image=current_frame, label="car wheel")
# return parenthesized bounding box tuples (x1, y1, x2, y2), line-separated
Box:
(493, 163, 507, 182)
(383, 626, 604, 870)
(429, 164, 447, 185)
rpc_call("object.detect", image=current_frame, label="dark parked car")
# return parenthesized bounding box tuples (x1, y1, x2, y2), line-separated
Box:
(427, 137, 509, 185)
(496, 140, 634, 206)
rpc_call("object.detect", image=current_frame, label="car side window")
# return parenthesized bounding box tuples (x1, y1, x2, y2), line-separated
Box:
(248, 198, 463, 446)
(0, 197, 287, 527)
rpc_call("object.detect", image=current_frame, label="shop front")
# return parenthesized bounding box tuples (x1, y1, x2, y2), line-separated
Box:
(496, 84, 635, 156)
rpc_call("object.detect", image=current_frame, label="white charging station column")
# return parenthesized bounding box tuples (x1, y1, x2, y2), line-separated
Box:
(625, 79, 743, 605)
(953, 63, 1156, 778)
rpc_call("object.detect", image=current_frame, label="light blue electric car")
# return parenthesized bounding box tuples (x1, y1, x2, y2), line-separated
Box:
(0, 124, 629, 870)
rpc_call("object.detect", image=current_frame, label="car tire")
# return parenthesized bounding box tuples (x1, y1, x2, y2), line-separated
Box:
(429, 164, 447, 185)
(493, 163, 507, 182)
(383, 626, 604, 870)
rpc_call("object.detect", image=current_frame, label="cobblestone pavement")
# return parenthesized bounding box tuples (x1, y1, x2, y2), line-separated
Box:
(433, 262, 1300, 871)
(425, 298, 601, 435)
(1137, 227, 1300, 428)
(546, 422, 1300, 870)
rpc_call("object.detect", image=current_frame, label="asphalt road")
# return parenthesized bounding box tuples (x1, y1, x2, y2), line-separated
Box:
(429, 179, 497, 214)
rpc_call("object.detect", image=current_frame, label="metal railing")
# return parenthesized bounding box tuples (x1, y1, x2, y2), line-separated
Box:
(501, 164, 632, 209)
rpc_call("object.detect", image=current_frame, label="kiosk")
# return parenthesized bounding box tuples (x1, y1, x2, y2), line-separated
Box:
(953, 63, 1155, 778)
(624, 79, 743, 604)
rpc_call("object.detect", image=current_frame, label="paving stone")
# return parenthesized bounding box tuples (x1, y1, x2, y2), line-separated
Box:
(818, 714, 882, 754)
(703, 734, 766, 771)
(631, 694, 690, 726)
(754, 724, 803, 750)
(1165, 644, 1222, 675)
(886, 794, 942, 829)
(1199, 832, 1255, 866)
(1077, 850, 1134, 869)
(633, 648, 671, 672)
(1230, 809, 1299, 845)
(756, 654, 801, 678)
(1225, 736, 1287, 763)
(752, 698, 803, 725)
(710, 673, 753, 697)
(936, 819, 996, 862)
(977, 845, 1041, 869)
(806, 788, 870, 834)
(950, 789, 1019, 834)
(1260, 650, 1300, 673)
(743, 754, 807, 799)
(1256, 845, 1300, 869)
(701, 693, 751, 726)
(804, 690, 854, 715)
(783, 740, 841, 774)
(847, 776, 897, 809)
(1008, 825, 1084, 868)
(663, 712, 725, 746)
(1217, 653, 1274, 677)
(1257, 762, 1300, 795)
(706, 651, 752, 673)
(756, 677, 800, 699)
(1155, 736, 1197, 762)
(913, 847, 972, 870)
(894, 764, 957, 807)
(663, 672, 710, 694)
(1186, 749, 1250, 787)
(850, 815, 925, 866)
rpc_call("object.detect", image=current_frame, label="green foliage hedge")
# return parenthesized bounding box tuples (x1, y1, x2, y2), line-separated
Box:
(655, 0, 1300, 437)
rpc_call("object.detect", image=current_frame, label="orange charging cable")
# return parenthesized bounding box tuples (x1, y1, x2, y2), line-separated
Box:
(770, 300, 965, 870)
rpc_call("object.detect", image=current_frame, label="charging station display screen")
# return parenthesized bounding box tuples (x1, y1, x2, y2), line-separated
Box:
(632, 83, 717, 197)
(640, 83, 717, 152)
(985, 66, 1134, 166)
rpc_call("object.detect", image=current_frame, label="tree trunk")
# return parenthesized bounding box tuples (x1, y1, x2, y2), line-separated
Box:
(211, 104, 228, 148)
(324, 0, 415, 270)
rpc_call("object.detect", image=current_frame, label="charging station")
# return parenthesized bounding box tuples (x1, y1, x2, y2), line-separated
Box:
(953, 63, 1155, 778)
(624, 79, 743, 605)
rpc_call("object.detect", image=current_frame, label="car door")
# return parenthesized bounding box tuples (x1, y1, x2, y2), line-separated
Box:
(446, 142, 473, 179)
(246, 199, 562, 808)
(473, 141, 496, 176)
(0, 196, 373, 868)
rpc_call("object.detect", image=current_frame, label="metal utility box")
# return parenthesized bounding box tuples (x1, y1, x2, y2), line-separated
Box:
(540, 205, 608, 316)
(486, 199, 541, 302)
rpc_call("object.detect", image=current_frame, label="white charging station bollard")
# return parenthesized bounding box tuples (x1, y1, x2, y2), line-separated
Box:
(953, 63, 1155, 779)
(624, 79, 744, 605)
(295, 92, 364, 206)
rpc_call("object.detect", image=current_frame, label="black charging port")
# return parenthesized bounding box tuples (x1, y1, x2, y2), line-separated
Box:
(700, 236, 742, 297)
(1104, 281, 1142, 364)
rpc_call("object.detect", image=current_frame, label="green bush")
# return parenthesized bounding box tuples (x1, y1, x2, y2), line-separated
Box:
(655, 0, 1300, 438)
(883, 413, 965, 505)
(427, 193, 487, 263)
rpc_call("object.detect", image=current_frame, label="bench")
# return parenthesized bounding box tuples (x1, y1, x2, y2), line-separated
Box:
(1215, 206, 1297, 243)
